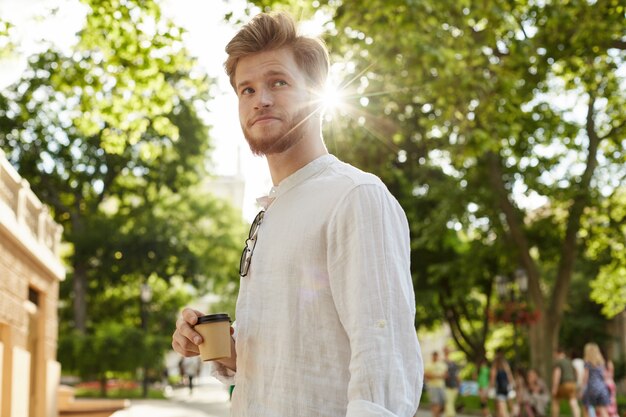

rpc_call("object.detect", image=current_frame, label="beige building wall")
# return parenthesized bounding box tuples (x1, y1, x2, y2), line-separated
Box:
(0, 148, 65, 417)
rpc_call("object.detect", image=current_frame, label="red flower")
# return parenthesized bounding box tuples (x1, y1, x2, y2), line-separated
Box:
(489, 301, 541, 325)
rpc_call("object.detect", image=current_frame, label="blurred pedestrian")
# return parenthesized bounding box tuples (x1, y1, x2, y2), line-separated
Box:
(581, 343, 610, 417)
(426, 351, 448, 417)
(444, 346, 461, 417)
(526, 368, 549, 417)
(181, 355, 201, 395)
(573, 350, 595, 417)
(551, 347, 581, 417)
(478, 358, 492, 417)
(490, 349, 515, 417)
(604, 357, 618, 417)
(514, 367, 529, 417)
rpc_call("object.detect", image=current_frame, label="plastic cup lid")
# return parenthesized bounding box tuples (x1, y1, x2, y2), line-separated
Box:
(196, 313, 231, 324)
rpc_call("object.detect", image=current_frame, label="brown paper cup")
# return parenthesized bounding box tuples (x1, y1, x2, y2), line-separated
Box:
(194, 314, 231, 361)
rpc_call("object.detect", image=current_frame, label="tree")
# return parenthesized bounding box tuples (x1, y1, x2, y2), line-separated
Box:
(587, 187, 626, 317)
(1, 0, 248, 385)
(1, 0, 227, 332)
(247, 0, 626, 378)
(0, 19, 16, 60)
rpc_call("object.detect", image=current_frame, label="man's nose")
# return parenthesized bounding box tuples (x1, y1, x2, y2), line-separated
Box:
(255, 88, 273, 108)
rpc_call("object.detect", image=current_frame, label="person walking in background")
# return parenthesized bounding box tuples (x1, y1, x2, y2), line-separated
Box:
(490, 349, 515, 417)
(526, 368, 549, 417)
(180, 355, 201, 395)
(171, 11, 423, 416)
(572, 351, 586, 396)
(514, 367, 529, 417)
(551, 347, 581, 417)
(573, 350, 594, 417)
(478, 358, 492, 417)
(581, 343, 610, 417)
(425, 351, 448, 417)
(444, 346, 461, 417)
(604, 357, 618, 417)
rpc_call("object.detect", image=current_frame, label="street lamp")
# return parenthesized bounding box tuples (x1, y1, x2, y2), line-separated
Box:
(139, 282, 152, 322)
(494, 269, 528, 368)
(140, 282, 152, 398)
(515, 268, 528, 293)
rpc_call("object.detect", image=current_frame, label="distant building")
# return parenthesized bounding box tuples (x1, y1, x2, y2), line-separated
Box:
(203, 149, 246, 212)
(203, 173, 245, 213)
(0, 149, 65, 417)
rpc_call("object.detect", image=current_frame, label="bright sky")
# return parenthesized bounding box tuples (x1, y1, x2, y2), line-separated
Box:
(0, 0, 274, 221)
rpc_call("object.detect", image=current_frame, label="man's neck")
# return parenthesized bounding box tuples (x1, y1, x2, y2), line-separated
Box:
(265, 133, 328, 186)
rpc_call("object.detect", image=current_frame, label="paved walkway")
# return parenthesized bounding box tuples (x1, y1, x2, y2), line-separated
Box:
(111, 378, 231, 417)
(110, 378, 477, 417)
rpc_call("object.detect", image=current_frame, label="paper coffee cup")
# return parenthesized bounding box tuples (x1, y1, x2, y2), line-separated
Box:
(194, 313, 231, 361)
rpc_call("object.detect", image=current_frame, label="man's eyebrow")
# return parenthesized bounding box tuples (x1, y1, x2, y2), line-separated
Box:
(236, 70, 291, 90)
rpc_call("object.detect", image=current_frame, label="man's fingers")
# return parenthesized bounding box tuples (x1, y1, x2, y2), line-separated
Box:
(172, 327, 202, 353)
(182, 307, 203, 325)
(172, 339, 200, 357)
(177, 308, 205, 344)
(172, 308, 205, 356)
(175, 317, 203, 345)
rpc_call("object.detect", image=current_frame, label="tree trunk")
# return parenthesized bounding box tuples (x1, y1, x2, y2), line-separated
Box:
(529, 313, 559, 383)
(486, 90, 602, 380)
(73, 262, 88, 333)
(100, 375, 107, 397)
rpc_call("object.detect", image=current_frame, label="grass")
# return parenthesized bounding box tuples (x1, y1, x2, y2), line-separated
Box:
(74, 387, 166, 399)
(422, 393, 626, 416)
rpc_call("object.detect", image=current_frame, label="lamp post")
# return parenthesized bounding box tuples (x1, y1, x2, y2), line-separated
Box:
(495, 269, 528, 368)
(140, 282, 152, 398)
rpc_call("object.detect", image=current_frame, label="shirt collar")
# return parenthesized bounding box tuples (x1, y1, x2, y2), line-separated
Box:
(256, 154, 336, 209)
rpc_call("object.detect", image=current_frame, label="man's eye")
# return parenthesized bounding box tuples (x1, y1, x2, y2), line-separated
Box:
(273, 80, 288, 87)
(241, 87, 254, 95)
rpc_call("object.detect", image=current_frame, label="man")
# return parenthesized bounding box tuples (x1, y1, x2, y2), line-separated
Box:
(180, 356, 201, 395)
(425, 351, 447, 417)
(443, 346, 461, 417)
(551, 347, 581, 417)
(171, 11, 423, 417)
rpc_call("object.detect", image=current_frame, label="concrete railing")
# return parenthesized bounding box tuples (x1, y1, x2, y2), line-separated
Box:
(0, 148, 63, 257)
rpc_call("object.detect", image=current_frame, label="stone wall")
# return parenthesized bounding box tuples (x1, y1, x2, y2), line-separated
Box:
(0, 148, 65, 417)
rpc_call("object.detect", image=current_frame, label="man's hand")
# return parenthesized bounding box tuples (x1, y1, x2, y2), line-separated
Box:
(172, 307, 205, 357)
(172, 307, 238, 372)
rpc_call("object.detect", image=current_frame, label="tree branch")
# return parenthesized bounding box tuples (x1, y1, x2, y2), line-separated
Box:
(441, 282, 481, 356)
(38, 173, 72, 217)
(549, 92, 602, 318)
(610, 40, 626, 50)
(600, 119, 626, 141)
(485, 152, 544, 311)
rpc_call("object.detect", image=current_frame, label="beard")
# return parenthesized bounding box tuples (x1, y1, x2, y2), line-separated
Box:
(242, 105, 315, 156)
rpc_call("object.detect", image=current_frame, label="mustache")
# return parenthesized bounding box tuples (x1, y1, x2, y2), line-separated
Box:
(247, 109, 282, 128)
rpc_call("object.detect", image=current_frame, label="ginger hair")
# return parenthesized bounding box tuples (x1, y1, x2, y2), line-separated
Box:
(224, 12, 329, 91)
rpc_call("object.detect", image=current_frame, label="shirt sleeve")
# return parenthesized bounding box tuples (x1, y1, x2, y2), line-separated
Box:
(207, 323, 237, 385)
(326, 183, 423, 417)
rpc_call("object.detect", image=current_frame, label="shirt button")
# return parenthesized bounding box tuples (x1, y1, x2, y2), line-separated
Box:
(269, 187, 278, 196)
(376, 320, 386, 328)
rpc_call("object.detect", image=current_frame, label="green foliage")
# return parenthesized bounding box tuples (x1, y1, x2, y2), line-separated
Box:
(0, 19, 16, 59)
(586, 188, 626, 317)
(75, 386, 165, 399)
(59, 324, 148, 378)
(246, 0, 626, 368)
(559, 267, 613, 354)
(1, 0, 248, 383)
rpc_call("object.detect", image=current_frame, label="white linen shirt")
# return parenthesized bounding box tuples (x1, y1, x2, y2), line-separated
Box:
(210, 154, 423, 416)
